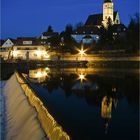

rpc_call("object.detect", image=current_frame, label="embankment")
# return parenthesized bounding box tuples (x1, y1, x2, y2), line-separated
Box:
(3, 72, 70, 140)
(3, 74, 47, 140)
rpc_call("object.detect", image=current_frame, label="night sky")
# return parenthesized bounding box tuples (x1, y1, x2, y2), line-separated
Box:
(1, 0, 139, 39)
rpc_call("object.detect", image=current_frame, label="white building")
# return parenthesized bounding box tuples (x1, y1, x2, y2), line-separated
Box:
(12, 37, 50, 60)
(71, 26, 100, 44)
(0, 37, 50, 60)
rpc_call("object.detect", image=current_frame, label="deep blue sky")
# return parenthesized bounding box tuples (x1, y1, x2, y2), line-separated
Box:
(1, 0, 139, 39)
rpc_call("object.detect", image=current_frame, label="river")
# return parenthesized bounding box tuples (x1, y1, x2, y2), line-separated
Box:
(23, 67, 139, 140)
(1, 66, 139, 140)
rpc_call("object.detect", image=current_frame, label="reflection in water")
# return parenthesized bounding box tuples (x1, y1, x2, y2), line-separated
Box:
(101, 96, 113, 134)
(25, 67, 139, 140)
(29, 68, 50, 83)
(78, 73, 86, 83)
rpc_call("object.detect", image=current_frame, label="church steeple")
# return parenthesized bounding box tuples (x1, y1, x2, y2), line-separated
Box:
(102, 0, 114, 26)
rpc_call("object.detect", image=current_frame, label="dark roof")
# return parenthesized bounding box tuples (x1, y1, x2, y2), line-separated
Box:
(0, 38, 16, 46)
(17, 37, 36, 40)
(7, 38, 17, 44)
(85, 13, 103, 26)
(85, 11, 118, 26)
(104, 0, 112, 3)
(15, 37, 40, 46)
(72, 26, 100, 35)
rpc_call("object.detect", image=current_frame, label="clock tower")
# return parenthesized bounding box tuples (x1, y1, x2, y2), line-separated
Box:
(103, 0, 114, 26)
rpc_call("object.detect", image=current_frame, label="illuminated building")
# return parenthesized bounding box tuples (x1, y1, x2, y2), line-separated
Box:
(71, 0, 126, 44)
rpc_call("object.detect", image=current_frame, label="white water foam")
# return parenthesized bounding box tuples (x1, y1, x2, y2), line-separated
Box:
(3, 74, 47, 140)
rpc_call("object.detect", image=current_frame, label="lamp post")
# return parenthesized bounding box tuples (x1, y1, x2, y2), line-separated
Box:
(77, 45, 87, 61)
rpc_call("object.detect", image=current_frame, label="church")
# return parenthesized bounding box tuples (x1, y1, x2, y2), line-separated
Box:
(86, 0, 120, 27)
(71, 0, 126, 44)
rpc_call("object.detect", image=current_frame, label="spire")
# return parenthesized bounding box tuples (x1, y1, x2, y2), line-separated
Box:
(104, 0, 112, 3)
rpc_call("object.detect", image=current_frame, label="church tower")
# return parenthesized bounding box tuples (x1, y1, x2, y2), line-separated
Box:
(102, 0, 114, 26)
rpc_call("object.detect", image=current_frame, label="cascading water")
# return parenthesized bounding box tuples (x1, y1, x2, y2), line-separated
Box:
(3, 74, 47, 140)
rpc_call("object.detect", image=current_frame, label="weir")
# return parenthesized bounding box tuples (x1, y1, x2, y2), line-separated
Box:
(3, 72, 70, 140)
(3, 74, 46, 140)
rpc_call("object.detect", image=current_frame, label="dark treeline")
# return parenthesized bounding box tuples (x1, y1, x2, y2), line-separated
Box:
(45, 14, 139, 54)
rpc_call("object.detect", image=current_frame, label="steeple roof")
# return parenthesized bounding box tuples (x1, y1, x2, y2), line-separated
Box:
(104, 0, 112, 3)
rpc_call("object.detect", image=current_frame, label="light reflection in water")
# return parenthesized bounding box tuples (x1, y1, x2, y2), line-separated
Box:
(25, 67, 139, 139)
(78, 73, 87, 83)
(29, 68, 50, 83)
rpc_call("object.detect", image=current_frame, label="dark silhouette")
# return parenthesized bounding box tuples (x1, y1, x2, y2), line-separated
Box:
(126, 13, 139, 53)
(47, 25, 53, 32)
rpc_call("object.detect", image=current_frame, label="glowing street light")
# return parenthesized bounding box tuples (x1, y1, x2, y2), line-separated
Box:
(79, 49, 85, 56)
(78, 46, 87, 56)
(76, 45, 88, 60)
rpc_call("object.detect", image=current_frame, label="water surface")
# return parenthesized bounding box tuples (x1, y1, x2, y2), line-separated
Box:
(24, 68, 139, 140)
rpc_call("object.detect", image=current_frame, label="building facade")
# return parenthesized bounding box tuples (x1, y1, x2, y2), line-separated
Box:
(0, 37, 50, 60)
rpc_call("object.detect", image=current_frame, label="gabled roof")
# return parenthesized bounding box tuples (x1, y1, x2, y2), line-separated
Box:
(5, 38, 16, 43)
(85, 11, 118, 26)
(1, 38, 16, 47)
(15, 37, 40, 46)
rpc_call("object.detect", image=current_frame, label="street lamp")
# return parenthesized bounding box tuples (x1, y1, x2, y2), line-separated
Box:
(76, 45, 88, 60)
(79, 48, 85, 57)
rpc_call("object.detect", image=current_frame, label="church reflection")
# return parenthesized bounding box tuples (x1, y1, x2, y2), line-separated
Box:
(101, 96, 113, 134)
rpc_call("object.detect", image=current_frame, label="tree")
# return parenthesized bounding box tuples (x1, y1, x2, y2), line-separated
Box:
(47, 25, 53, 32)
(98, 18, 114, 49)
(126, 13, 139, 52)
(59, 24, 76, 52)
(75, 22, 84, 30)
(107, 17, 114, 45)
(98, 24, 107, 47)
